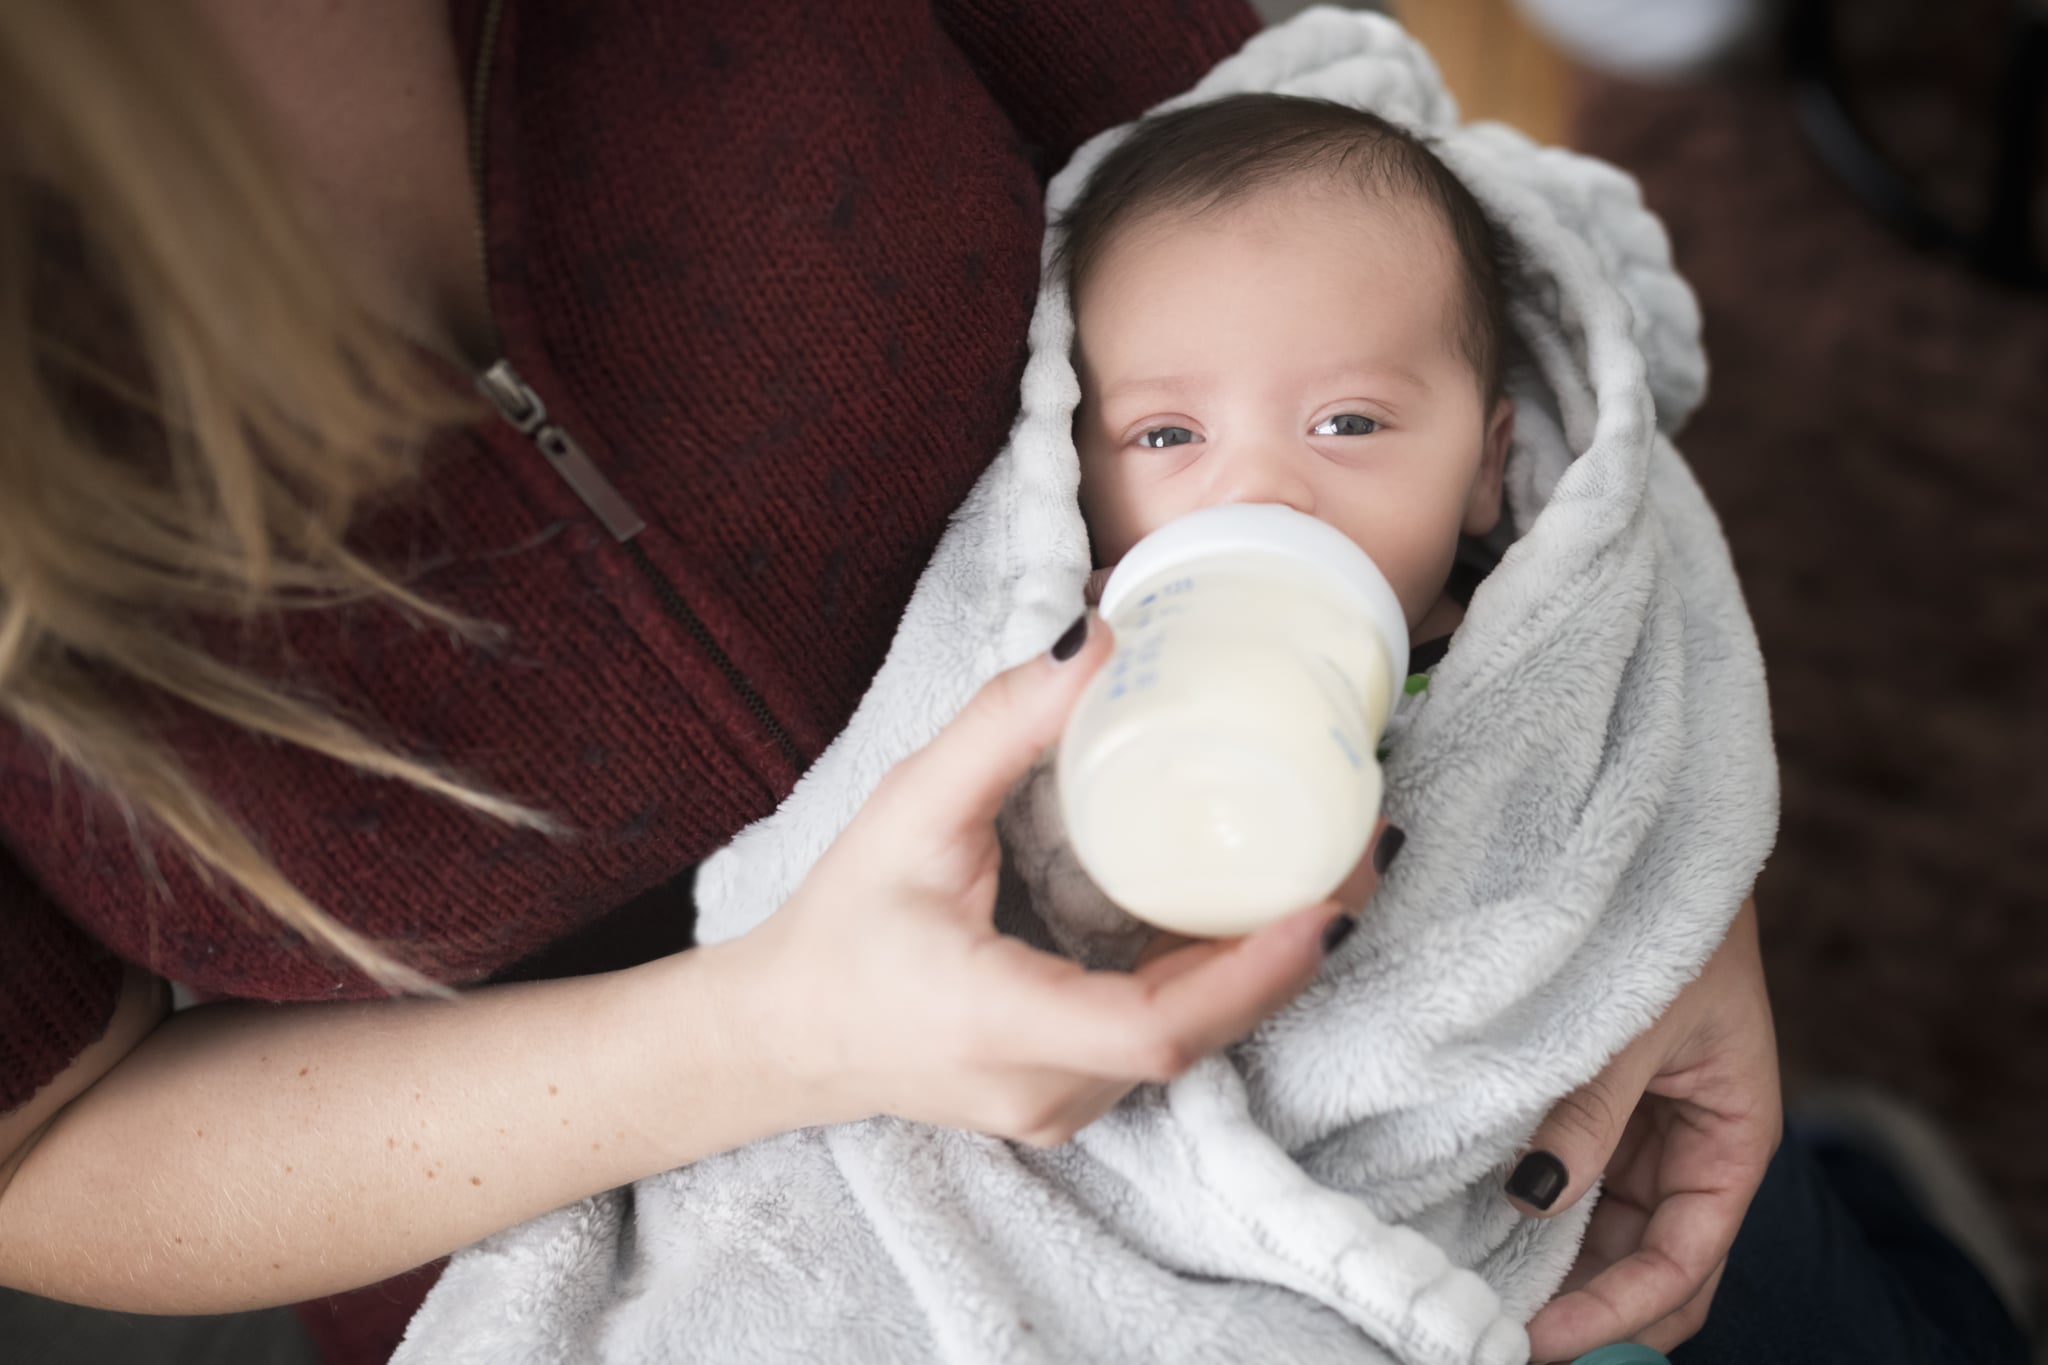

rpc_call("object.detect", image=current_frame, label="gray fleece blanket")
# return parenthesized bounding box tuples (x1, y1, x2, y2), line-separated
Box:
(395, 10, 1777, 1363)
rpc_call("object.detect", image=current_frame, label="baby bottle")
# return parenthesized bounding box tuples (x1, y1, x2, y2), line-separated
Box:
(1057, 504, 1410, 937)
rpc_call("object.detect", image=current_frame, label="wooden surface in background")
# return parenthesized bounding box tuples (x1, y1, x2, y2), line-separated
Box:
(1394, 0, 1574, 144)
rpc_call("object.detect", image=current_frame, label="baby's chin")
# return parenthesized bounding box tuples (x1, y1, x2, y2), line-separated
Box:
(1410, 593, 1467, 641)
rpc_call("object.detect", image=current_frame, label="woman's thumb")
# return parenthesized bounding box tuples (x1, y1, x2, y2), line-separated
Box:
(1508, 1036, 1663, 1217)
(902, 612, 1112, 831)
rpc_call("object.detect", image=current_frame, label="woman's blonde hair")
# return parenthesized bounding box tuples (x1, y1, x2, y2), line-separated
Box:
(0, 0, 543, 994)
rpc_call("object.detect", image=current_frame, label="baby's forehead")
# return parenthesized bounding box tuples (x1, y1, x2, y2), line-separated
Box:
(1071, 179, 1479, 397)
(1057, 100, 1505, 400)
(1079, 180, 1468, 335)
(1215, 173, 1444, 225)
(1094, 177, 1462, 288)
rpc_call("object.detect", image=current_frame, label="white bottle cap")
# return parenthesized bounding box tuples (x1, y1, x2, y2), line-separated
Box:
(1098, 504, 1411, 708)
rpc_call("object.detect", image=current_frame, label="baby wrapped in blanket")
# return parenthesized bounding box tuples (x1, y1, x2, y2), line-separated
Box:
(396, 10, 1778, 1365)
(1020, 89, 1521, 971)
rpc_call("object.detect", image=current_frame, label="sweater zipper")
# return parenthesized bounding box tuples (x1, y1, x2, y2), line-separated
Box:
(465, 0, 805, 769)
(475, 360, 645, 541)
(465, 0, 638, 536)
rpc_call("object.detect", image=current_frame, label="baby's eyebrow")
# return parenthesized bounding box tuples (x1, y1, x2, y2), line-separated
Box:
(1100, 365, 1432, 406)
(1303, 363, 1432, 396)
(1100, 375, 1203, 404)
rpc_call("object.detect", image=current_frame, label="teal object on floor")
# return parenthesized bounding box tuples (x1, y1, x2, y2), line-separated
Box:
(1570, 1347, 1671, 1365)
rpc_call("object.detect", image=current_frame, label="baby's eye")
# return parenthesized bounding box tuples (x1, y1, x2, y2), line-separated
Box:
(1137, 426, 1202, 450)
(1312, 413, 1380, 437)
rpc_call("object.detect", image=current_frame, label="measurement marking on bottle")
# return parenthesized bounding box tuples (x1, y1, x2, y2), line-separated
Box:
(1329, 726, 1366, 771)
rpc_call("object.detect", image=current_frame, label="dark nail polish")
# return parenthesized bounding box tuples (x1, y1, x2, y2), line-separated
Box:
(1372, 825, 1406, 875)
(1320, 913, 1358, 955)
(1050, 614, 1088, 662)
(1507, 1150, 1568, 1210)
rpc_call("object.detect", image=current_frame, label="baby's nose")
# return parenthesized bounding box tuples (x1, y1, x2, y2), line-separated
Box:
(1213, 446, 1316, 516)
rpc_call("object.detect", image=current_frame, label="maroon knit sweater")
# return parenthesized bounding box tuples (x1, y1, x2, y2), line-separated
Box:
(0, 0, 1258, 1359)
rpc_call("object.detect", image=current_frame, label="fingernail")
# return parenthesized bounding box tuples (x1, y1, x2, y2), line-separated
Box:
(1050, 614, 1088, 662)
(1320, 913, 1358, 955)
(1372, 824, 1406, 875)
(1507, 1150, 1568, 1210)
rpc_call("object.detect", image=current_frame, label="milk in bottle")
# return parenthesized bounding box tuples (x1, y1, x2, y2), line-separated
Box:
(1057, 504, 1409, 936)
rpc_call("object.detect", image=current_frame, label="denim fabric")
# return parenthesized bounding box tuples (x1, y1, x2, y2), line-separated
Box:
(1671, 1125, 2031, 1365)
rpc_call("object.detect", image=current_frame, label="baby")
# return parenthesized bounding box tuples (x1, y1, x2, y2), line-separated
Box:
(1062, 93, 1518, 672)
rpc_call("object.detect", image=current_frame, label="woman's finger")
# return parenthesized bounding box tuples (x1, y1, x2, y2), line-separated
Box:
(1024, 1077, 1138, 1148)
(1133, 930, 1202, 972)
(1637, 1257, 1727, 1356)
(889, 613, 1112, 838)
(1510, 903, 1770, 1222)
(1507, 1019, 1669, 1218)
(1523, 1165, 1743, 1359)
(987, 818, 1408, 1080)
(1523, 1056, 1775, 1357)
(1316, 819, 1402, 953)
(1331, 819, 1400, 914)
(1524, 900, 1779, 1357)
(975, 899, 1337, 1081)
(1531, 1261, 1726, 1363)
(1127, 817, 1400, 988)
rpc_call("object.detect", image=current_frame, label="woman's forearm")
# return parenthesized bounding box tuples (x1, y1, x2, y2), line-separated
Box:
(0, 941, 801, 1313)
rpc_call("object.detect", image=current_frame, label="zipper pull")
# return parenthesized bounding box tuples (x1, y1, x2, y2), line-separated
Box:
(477, 359, 646, 542)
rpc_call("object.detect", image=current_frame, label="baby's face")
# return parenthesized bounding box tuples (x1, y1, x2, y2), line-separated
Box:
(1074, 181, 1512, 628)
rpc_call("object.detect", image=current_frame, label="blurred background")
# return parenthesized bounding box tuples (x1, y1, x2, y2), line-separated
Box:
(8, 0, 2044, 1360)
(1262, 0, 2048, 1323)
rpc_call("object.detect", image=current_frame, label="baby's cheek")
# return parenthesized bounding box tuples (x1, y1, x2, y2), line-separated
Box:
(1077, 460, 1143, 566)
(1357, 515, 1460, 623)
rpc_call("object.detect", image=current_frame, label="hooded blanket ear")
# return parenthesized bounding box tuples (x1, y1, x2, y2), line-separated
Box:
(1443, 124, 1706, 437)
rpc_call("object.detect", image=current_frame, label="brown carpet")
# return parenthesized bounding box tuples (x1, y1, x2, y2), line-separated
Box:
(1574, 63, 2048, 1304)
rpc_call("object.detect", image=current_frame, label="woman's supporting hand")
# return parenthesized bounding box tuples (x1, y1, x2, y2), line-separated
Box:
(1515, 898, 1782, 1362)
(731, 613, 1359, 1147)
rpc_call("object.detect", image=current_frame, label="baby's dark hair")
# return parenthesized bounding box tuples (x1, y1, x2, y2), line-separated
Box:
(1055, 94, 1517, 406)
